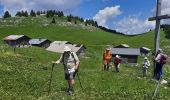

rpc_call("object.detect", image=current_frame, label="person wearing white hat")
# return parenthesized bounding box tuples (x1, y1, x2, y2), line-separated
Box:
(114, 55, 121, 72)
(52, 46, 80, 95)
(142, 57, 150, 77)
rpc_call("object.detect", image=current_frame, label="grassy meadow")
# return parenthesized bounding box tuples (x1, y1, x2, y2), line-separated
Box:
(0, 16, 170, 99)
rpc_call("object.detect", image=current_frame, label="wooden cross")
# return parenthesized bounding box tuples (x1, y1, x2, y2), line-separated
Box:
(148, 0, 170, 68)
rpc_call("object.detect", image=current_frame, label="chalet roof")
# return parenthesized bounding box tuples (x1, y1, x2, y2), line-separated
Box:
(114, 44, 129, 48)
(29, 39, 48, 45)
(3, 35, 25, 40)
(46, 41, 84, 53)
(111, 48, 140, 56)
(141, 47, 151, 51)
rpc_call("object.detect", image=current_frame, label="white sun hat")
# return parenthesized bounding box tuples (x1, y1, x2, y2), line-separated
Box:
(63, 46, 71, 52)
(116, 55, 119, 58)
(144, 57, 148, 59)
(158, 48, 163, 53)
(106, 48, 111, 50)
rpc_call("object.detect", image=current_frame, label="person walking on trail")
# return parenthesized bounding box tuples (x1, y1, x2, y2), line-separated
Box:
(52, 46, 80, 95)
(153, 49, 168, 81)
(142, 57, 150, 77)
(114, 55, 121, 72)
(103, 48, 111, 71)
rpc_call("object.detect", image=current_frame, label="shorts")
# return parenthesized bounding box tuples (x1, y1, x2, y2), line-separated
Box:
(65, 72, 75, 80)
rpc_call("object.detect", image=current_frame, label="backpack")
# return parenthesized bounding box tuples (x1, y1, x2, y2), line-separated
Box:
(71, 52, 80, 70)
(160, 54, 168, 65)
(114, 57, 121, 65)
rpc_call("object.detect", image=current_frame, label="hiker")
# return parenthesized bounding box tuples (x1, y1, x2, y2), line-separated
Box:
(52, 46, 80, 95)
(103, 48, 111, 71)
(142, 57, 150, 77)
(153, 49, 168, 80)
(114, 55, 121, 72)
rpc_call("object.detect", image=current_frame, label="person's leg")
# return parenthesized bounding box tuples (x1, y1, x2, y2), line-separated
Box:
(67, 73, 75, 94)
(145, 69, 147, 77)
(160, 65, 163, 79)
(153, 63, 158, 79)
(68, 79, 75, 92)
(65, 74, 70, 92)
(115, 64, 119, 72)
(117, 64, 120, 72)
(142, 67, 145, 77)
(157, 64, 163, 80)
(144, 68, 147, 77)
(107, 63, 110, 71)
(104, 64, 106, 70)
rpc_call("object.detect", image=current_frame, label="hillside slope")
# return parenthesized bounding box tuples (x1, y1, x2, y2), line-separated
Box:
(0, 17, 170, 99)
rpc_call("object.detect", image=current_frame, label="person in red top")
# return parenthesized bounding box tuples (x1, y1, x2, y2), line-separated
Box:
(103, 48, 112, 71)
(114, 55, 121, 72)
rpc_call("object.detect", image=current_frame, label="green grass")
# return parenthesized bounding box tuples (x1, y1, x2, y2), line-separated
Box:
(0, 16, 170, 99)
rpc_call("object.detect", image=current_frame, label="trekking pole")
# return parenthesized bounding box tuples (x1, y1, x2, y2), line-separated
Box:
(76, 72, 84, 92)
(152, 76, 162, 98)
(48, 63, 55, 95)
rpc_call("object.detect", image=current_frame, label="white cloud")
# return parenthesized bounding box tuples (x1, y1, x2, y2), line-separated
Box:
(162, 0, 170, 15)
(0, 0, 81, 15)
(93, 5, 121, 28)
(161, 0, 170, 24)
(93, 5, 155, 35)
(115, 16, 155, 35)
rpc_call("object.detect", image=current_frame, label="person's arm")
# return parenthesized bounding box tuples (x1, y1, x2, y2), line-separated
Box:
(72, 52, 80, 69)
(148, 60, 150, 66)
(155, 54, 161, 62)
(52, 54, 63, 64)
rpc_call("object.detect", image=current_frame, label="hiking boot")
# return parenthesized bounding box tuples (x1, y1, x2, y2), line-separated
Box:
(68, 90, 73, 95)
(67, 87, 74, 95)
(68, 89, 74, 95)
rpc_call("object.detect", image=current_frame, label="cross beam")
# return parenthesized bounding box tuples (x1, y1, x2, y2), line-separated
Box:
(149, 14, 170, 21)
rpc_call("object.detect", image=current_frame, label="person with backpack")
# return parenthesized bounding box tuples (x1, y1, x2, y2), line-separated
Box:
(103, 48, 112, 71)
(154, 49, 168, 80)
(114, 55, 121, 72)
(52, 46, 80, 95)
(142, 57, 150, 77)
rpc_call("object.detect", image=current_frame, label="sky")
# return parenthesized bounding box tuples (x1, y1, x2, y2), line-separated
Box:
(0, 0, 170, 35)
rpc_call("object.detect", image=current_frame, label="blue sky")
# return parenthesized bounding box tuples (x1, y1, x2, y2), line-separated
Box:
(72, 0, 155, 20)
(0, 0, 170, 34)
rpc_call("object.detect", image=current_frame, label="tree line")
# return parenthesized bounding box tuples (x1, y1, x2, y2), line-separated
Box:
(161, 24, 170, 39)
(2, 10, 125, 35)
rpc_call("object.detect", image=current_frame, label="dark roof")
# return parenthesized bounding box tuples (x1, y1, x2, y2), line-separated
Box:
(29, 39, 48, 45)
(111, 48, 140, 56)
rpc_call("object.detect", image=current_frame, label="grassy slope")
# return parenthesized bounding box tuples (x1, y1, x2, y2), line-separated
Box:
(0, 16, 169, 99)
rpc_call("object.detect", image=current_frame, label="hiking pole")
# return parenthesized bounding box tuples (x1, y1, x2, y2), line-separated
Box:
(76, 72, 84, 92)
(152, 77, 162, 98)
(48, 63, 55, 95)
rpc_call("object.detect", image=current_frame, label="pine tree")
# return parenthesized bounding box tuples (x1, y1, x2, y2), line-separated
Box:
(37, 11, 40, 15)
(74, 20, 77, 24)
(22, 11, 28, 17)
(51, 18, 56, 24)
(67, 14, 72, 22)
(15, 11, 22, 17)
(3, 11, 11, 18)
(58, 11, 64, 17)
(30, 10, 36, 17)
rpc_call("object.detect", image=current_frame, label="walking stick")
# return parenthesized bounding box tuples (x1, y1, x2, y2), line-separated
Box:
(48, 63, 55, 95)
(152, 76, 162, 98)
(76, 72, 84, 92)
